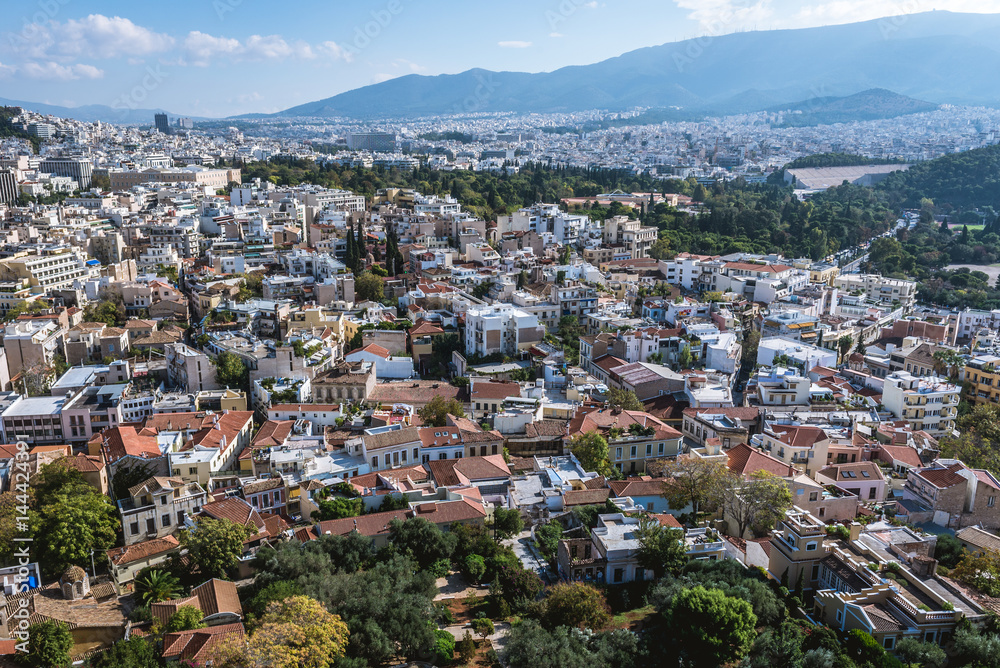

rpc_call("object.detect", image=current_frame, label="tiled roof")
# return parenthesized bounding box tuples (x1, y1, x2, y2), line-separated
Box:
(251, 420, 294, 448)
(768, 424, 828, 449)
(369, 381, 464, 405)
(568, 406, 682, 440)
(61, 452, 105, 472)
(916, 462, 966, 489)
(316, 509, 410, 538)
(817, 461, 885, 483)
(363, 426, 422, 451)
(864, 603, 906, 633)
(654, 513, 683, 529)
(563, 489, 611, 506)
(608, 478, 666, 498)
(470, 380, 523, 401)
(107, 535, 180, 566)
(727, 443, 796, 478)
(410, 497, 487, 525)
(99, 426, 161, 463)
(161, 623, 245, 664)
(350, 343, 391, 359)
(192, 578, 242, 619)
(241, 477, 283, 494)
(427, 455, 510, 486)
(199, 498, 265, 532)
(956, 526, 1000, 554)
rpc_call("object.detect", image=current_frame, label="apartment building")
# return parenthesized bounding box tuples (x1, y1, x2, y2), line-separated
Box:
(166, 342, 220, 393)
(882, 372, 959, 439)
(464, 303, 544, 357)
(0, 246, 92, 292)
(3, 319, 64, 377)
(118, 476, 208, 545)
(963, 355, 1000, 406)
(602, 216, 657, 259)
(903, 459, 1000, 529)
(834, 274, 917, 309)
(761, 424, 831, 476)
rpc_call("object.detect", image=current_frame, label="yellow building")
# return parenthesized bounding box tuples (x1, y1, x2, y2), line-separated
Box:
(964, 355, 1000, 406)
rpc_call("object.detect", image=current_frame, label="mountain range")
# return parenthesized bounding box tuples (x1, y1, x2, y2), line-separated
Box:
(275, 10, 1000, 119)
(0, 96, 204, 125)
(5, 11, 1000, 124)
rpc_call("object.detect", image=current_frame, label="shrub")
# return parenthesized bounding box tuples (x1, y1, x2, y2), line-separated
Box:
(433, 629, 456, 666)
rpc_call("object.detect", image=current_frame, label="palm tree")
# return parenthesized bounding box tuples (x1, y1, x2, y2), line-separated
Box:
(932, 349, 964, 381)
(134, 569, 181, 606)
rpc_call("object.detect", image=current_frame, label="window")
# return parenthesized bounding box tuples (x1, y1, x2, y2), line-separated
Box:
(162, 514, 171, 527)
(869, 488, 877, 500)
(159, 496, 167, 505)
(177, 511, 186, 525)
(188, 467, 198, 475)
(806, 542, 817, 551)
(146, 518, 156, 534)
(615, 447, 622, 460)
(658, 443, 664, 454)
(809, 492, 818, 502)
(129, 521, 139, 535)
(614, 568, 624, 583)
(630, 445, 637, 458)
(884, 638, 895, 650)
(646, 444, 652, 456)
(812, 564, 820, 580)
(990, 496, 996, 508)
(836, 609, 843, 623)
(635, 567, 645, 581)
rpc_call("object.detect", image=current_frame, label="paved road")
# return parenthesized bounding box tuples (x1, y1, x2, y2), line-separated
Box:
(504, 529, 553, 583)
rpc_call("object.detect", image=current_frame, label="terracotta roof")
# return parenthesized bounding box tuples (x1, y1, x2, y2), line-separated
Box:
(563, 489, 611, 506)
(369, 381, 464, 405)
(956, 526, 1000, 554)
(316, 509, 410, 538)
(162, 622, 245, 664)
(251, 420, 294, 448)
(106, 535, 179, 566)
(567, 406, 682, 440)
(60, 452, 105, 472)
(152, 596, 200, 627)
(350, 343, 391, 359)
(727, 443, 796, 478)
(817, 461, 885, 483)
(470, 380, 523, 401)
(584, 475, 607, 490)
(241, 477, 283, 494)
(98, 426, 161, 464)
(427, 455, 510, 486)
(768, 424, 828, 449)
(363, 426, 422, 451)
(192, 579, 242, 619)
(916, 462, 967, 489)
(199, 498, 265, 533)
(608, 478, 666, 498)
(864, 603, 906, 633)
(654, 513, 683, 529)
(410, 497, 487, 525)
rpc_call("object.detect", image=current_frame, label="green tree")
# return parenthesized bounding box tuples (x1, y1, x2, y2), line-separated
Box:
(951, 551, 1000, 596)
(543, 582, 610, 630)
(492, 563, 544, 613)
(895, 637, 947, 668)
(164, 605, 205, 633)
(387, 517, 458, 571)
(355, 270, 386, 303)
(606, 388, 643, 411)
(634, 516, 686, 579)
(492, 507, 524, 541)
(715, 470, 793, 539)
(181, 517, 255, 580)
(457, 630, 476, 663)
(433, 629, 455, 666)
(22, 619, 73, 668)
(837, 334, 853, 362)
(312, 495, 363, 521)
(569, 431, 616, 479)
(245, 580, 302, 623)
(678, 343, 693, 369)
(35, 471, 120, 577)
(659, 456, 727, 516)
(215, 350, 248, 390)
(134, 569, 182, 606)
(665, 586, 756, 668)
(464, 554, 487, 583)
(416, 394, 466, 427)
(933, 532, 965, 569)
(88, 636, 162, 668)
(471, 617, 495, 641)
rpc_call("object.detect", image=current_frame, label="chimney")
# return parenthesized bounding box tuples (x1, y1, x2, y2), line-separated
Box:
(849, 522, 862, 543)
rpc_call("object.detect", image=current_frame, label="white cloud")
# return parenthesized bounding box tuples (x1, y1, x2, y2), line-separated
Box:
(318, 41, 353, 63)
(498, 40, 533, 48)
(182, 32, 327, 66)
(0, 62, 15, 78)
(673, 0, 774, 34)
(8, 14, 174, 60)
(791, 0, 1000, 28)
(182, 31, 242, 66)
(19, 61, 104, 80)
(373, 72, 398, 83)
(550, 32, 566, 37)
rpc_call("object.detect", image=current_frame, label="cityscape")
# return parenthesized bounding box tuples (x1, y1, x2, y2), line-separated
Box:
(2, 3, 1000, 667)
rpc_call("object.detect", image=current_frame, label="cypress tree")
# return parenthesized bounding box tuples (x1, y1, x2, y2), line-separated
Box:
(345, 221, 356, 271)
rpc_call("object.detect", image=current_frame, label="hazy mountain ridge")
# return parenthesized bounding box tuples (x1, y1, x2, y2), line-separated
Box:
(274, 11, 1000, 120)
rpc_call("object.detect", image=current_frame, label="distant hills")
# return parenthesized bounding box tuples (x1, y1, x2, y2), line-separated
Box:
(275, 11, 1000, 119)
(5, 11, 1000, 125)
(0, 96, 204, 125)
(770, 89, 939, 127)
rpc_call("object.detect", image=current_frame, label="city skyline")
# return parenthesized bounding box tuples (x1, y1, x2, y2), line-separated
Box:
(2, 1, 1000, 117)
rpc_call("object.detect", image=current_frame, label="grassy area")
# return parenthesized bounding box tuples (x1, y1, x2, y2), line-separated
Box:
(949, 223, 984, 231)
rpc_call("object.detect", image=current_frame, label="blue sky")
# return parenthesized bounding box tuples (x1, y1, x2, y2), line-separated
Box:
(1, 0, 998, 117)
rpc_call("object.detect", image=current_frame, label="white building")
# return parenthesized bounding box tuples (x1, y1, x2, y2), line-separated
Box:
(757, 337, 839, 371)
(465, 304, 545, 357)
(882, 371, 960, 438)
